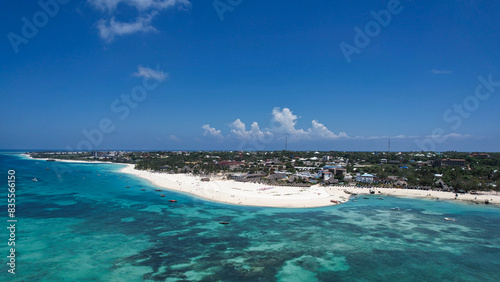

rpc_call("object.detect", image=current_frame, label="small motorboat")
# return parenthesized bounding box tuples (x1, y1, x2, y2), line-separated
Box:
(32, 178, 38, 182)
(125, 186, 130, 188)
(140, 189, 146, 191)
(444, 217, 456, 221)
(391, 207, 401, 211)
(160, 194, 165, 197)
(363, 197, 369, 199)
(377, 197, 384, 200)
(169, 200, 177, 202)
(219, 222, 229, 225)
(155, 189, 162, 191)
(45, 167, 50, 170)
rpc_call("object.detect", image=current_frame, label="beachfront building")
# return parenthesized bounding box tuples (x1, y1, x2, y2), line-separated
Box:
(344, 174, 353, 182)
(323, 171, 333, 181)
(324, 177, 339, 185)
(357, 173, 375, 183)
(322, 165, 347, 177)
(435, 179, 452, 191)
(395, 179, 408, 188)
(217, 161, 242, 171)
(229, 173, 246, 180)
(159, 165, 171, 172)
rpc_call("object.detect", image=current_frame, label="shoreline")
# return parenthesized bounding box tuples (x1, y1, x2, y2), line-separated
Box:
(23, 154, 500, 208)
(119, 164, 500, 208)
(119, 164, 342, 208)
(327, 186, 500, 206)
(21, 153, 117, 164)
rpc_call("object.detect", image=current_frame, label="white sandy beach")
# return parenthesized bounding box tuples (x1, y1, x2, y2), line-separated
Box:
(23, 154, 500, 208)
(326, 186, 500, 206)
(21, 154, 115, 164)
(120, 164, 500, 208)
(120, 164, 345, 208)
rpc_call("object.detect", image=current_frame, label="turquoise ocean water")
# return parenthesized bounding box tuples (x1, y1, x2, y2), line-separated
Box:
(1, 152, 500, 281)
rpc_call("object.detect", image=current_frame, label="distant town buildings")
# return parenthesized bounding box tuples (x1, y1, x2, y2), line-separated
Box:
(322, 165, 347, 177)
(323, 171, 333, 181)
(470, 153, 490, 159)
(28, 150, 498, 191)
(357, 173, 374, 183)
(217, 161, 242, 170)
(433, 158, 466, 167)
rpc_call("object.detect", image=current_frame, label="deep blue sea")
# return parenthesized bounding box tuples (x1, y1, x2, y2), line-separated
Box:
(1, 152, 500, 281)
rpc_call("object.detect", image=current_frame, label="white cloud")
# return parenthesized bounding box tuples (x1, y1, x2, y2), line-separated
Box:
(97, 14, 156, 42)
(89, 0, 191, 12)
(445, 133, 472, 139)
(230, 119, 272, 141)
(229, 119, 247, 139)
(202, 124, 223, 139)
(203, 107, 482, 147)
(88, 0, 121, 11)
(205, 107, 349, 143)
(270, 107, 308, 140)
(270, 108, 348, 141)
(425, 133, 473, 139)
(202, 107, 452, 146)
(308, 120, 348, 139)
(133, 65, 168, 81)
(431, 69, 452, 75)
(169, 135, 179, 141)
(90, 0, 191, 41)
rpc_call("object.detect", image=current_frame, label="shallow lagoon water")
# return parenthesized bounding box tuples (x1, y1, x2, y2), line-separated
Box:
(1, 153, 500, 281)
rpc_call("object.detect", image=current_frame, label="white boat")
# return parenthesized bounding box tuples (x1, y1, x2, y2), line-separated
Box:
(32, 178, 38, 182)
(444, 217, 456, 221)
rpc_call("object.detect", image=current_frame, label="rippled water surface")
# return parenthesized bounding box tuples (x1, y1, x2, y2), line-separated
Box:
(1, 153, 500, 281)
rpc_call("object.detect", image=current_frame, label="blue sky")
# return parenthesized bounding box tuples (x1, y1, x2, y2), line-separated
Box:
(1, 0, 499, 151)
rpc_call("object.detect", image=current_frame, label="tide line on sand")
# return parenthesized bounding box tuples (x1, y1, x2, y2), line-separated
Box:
(120, 164, 343, 208)
(23, 154, 500, 208)
(119, 164, 500, 208)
